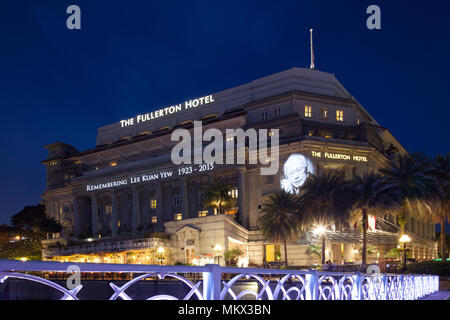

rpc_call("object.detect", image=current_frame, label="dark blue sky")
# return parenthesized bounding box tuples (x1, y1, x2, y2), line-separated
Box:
(0, 1, 449, 230)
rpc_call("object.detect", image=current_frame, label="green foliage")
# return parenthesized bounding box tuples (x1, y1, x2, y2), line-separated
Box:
(385, 247, 412, 259)
(259, 191, 301, 268)
(305, 244, 322, 258)
(203, 180, 237, 214)
(259, 191, 300, 243)
(0, 204, 63, 260)
(0, 237, 42, 260)
(224, 248, 244, 266)
(299, 171, 352, 228)
(11, 204, 62, 236)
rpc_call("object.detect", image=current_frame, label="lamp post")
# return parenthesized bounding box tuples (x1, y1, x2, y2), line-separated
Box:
(313, 226, 327, 265)
(213, 244, 222, 265)
(157, 247, 165, 265)
(399, 234, 411, 273)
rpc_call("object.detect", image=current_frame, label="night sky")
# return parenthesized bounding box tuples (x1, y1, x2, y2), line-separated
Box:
(0, 1, 449, 230)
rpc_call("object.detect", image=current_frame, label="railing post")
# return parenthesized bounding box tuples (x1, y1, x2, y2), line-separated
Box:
(382, 274, 388, 300)
(399, 274, 404, 300)
(353, 272, 362, 300)
(202, 264, 222, 300)
(305, 270, 318, 300)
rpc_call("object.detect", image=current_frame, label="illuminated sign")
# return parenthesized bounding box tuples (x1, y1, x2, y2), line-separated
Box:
(120, 95, 215, 128)
(86, 163, 215, 192)
(311, 151, 368, 162)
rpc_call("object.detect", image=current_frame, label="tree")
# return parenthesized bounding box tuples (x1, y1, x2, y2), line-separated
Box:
(299, 171, 352, 264)
(1, 204, 63, 260)
(305, 243, 322, 264)
(259, 191, 302, 268)
(11, 204, 46, 231)
(350, 172, 399, 266)
(379, 153, 434, 235)
(424, 154, 450, 261)
(224, 248, 244, 266)
(203, 180, 237, 215)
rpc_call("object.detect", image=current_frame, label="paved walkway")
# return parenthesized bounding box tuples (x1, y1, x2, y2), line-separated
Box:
(420, 291, 450, 300)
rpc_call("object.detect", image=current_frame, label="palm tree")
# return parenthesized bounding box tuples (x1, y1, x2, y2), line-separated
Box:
(425, 154, 450, 261)
(259, 191, 302, 268)
(299, 171, 352, 264)
(379, 153, 434, 235)
(203, 180, 237, 215)
(350, 172, 399, 266)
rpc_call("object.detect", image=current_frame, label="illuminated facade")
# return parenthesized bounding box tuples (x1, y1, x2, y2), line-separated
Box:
(41, 68, 437, 266)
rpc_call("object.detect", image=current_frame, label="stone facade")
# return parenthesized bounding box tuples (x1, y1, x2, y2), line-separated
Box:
(41, 67, 437, 266)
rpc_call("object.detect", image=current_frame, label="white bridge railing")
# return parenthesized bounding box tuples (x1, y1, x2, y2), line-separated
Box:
(0, 260, 439, 300)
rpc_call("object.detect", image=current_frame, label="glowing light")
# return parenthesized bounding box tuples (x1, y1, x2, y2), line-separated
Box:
(368, 215, 376, 231)
(20, 257, 27, 262)
(213, 244, 223, 252)
(157, 247, 165, 254)
(313, 226, 326, 236)
(399, 234, 411, 243)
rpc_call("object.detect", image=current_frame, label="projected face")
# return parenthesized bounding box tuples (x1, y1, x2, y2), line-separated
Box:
(280, 154, 315, 194)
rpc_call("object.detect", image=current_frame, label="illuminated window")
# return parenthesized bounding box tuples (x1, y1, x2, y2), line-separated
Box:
(174, 213, 182, 221)
(305, 105, 312, 118)
(321, 108, 328, 119)
(150, 199, 157, 209)
(151, 216, 157, 224)
(228, 188, 238, 198)
(308, 131, 314, 136)
(324, 133, 333, 139)
(357, 118, 360, 125)
(225, 207, 238, 216)
(105, 204, 112, 215)
(336, 110, 344, 122)
(226, 132, 234, 143)
(197, 210, 208, 217)
(74, 160, 81, 165)
(110, 161, 118, 167)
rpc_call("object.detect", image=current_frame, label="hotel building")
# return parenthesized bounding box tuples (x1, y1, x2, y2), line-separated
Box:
(41, 68, 437, 266)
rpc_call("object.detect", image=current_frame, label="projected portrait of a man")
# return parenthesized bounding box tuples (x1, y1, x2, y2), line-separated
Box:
(280, 154, 315, 195)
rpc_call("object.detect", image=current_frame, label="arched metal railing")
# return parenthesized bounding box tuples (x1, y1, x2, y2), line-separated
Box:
(0, 260, 439, 300)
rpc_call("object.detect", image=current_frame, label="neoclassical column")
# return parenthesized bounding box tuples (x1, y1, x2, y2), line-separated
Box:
(181, 178, 189, 219)
(72, 193, 81, 238)
(111, 189, 118, 237)
(237, 167, 248, 227)
(155, 184, 163, 230)
(91, 193, 99, 238)
(131, 186, 140, 232)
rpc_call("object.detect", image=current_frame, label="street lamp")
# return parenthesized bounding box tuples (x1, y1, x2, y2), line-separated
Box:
(213, 244, 222, 265)
(157, 247, 165, 265)
(399, 234, 411, 273)
(313, 226, 327, 265)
